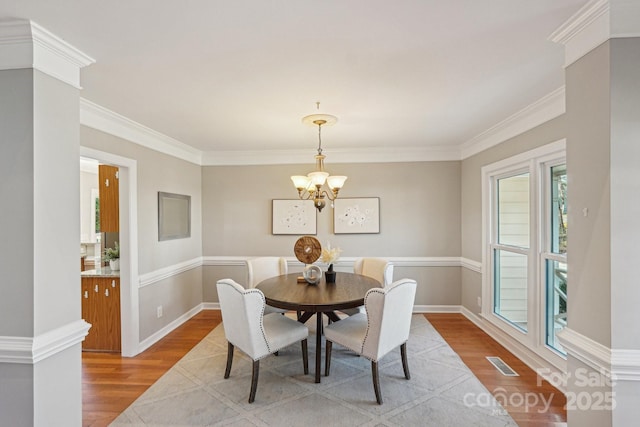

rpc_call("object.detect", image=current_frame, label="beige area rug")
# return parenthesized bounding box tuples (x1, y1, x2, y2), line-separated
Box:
(111, 315, 516, 426)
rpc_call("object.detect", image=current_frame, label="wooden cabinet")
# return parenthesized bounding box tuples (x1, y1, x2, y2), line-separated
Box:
(99, 164, 119, 232)
(82, 276, 121, 352)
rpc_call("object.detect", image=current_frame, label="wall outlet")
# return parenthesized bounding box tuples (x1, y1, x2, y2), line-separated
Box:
(157, 305, 163, 318)
(477, 296, 482, 307)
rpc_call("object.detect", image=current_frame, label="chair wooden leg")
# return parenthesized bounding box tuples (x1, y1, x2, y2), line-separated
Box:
(249, 360, 259, 403)
(324, 340, 332, 376)
(224, 342, 234, 379)
(401, 342, 410, 380)
(302, 339, 309, 375)
(372, 361, 383, 404)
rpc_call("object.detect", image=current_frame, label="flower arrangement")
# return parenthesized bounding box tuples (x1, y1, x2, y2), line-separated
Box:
(103, 241, 120, 261)
(321, 244, 342, 272)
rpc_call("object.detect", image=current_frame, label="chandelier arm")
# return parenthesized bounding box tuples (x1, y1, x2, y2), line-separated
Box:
(318, 189, 338, 202)
(296, 189, 315, 200)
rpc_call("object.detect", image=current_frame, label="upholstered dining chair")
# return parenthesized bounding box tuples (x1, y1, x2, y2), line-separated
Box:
(324, 278, 417, 404)
(216, 279, 309, 403)
(246, 256, 288, 314)
(340, 257, 394, 316)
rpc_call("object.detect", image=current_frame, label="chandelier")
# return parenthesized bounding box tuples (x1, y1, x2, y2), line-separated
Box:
(291, 104, 347, 212)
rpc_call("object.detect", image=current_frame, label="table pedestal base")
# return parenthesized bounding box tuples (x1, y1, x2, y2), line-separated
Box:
(297, 311, 341, 383)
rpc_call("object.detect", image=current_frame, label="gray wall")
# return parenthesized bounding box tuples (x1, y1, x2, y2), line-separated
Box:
(0, 69, 35, 338)
(460, 115, 567, 314)
(202, 161, 461, 256)
(609, 38, 640, 352)
(201, 161, 462, 305)
(566, 41, 612, 348)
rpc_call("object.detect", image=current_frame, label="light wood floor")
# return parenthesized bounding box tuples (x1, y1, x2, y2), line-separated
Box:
(82, 311, 566, 427)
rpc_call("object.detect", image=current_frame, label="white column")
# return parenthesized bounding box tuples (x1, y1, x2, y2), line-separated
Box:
(0, 20, 94, 426)
(551, 1, 640, 426)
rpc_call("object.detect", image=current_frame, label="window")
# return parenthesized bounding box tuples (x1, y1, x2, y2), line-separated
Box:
(482, 140, 567, 368)
(544, 164, 567, 354)
(494, 172, 530, 331)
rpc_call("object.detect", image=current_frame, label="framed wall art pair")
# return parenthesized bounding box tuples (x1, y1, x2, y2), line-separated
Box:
(271, 197, 379, 235)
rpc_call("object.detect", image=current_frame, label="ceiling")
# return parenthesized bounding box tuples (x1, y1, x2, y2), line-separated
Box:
(1, 0, 587, 161)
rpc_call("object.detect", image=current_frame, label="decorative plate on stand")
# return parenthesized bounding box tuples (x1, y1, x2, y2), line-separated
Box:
(294, 236, 322, 264)
(294, 236, 323, 284)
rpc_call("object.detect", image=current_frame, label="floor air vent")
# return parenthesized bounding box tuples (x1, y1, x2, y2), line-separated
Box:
(486, 356, 519, 376)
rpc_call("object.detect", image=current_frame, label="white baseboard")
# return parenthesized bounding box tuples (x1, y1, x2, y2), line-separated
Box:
(413, 305, 462, 313)
(137, 304, 204, 353)
(202, 303, 220, 310)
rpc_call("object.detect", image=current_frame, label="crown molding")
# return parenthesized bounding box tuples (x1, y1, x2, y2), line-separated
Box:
(460, 87, 566, 159)
(549, 0, 611, 67)
(549, 0, 640, 67)
(201, 144, 461, 166)
(0, 20, 94, 88)
(80, 98, 203, 165)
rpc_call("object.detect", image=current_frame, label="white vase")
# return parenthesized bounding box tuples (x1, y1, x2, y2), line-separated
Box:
(109, 259, 120, 271)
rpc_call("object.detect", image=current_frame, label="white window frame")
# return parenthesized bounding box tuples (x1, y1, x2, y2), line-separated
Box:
(539, 159, 568, 357)
(481, 139, 566, 370)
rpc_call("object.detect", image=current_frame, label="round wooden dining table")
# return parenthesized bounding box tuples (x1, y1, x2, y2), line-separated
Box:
(256, 271, 381, 383)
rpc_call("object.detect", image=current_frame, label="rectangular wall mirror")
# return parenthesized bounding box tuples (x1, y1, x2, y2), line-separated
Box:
(158, 192, 191, 241)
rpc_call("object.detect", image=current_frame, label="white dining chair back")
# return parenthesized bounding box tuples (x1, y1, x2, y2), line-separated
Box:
(324, 278, 417, 404)
(353, 257, 394, 287)
(361, 278, 415, 360)
(246, 257, 288, 288)
(217, 278, 309, 403)
(217, 279, 270, 358)
(246, 257, 289, 314)
(341, 257, 394, 316)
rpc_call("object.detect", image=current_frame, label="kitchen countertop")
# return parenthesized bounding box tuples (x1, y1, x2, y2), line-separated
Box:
(81, 267, 120, 278)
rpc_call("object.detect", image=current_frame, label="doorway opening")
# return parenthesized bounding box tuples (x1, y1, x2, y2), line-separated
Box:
(80, 147, 139, 357)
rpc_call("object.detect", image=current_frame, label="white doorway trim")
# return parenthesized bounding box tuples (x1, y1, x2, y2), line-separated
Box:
(80, 146, 140, 357)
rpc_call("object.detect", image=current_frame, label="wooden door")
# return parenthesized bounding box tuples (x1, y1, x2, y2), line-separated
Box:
(81, 277, 121, 352)
(81, 277, 96, 350)
(98, 165, 119, 232)
(100, 278, 121, 352)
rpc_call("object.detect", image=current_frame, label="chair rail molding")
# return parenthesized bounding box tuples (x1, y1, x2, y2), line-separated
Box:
(0, 319, 91, 364)
(139, 257, 204, 288)
(558, 327, 640, 382)
(141, 256, 479, 290)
